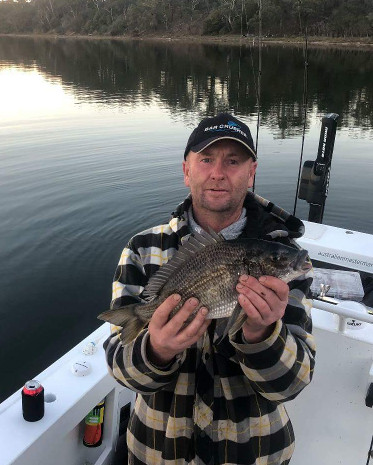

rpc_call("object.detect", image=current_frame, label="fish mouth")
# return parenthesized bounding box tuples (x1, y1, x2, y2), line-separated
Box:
(293, 250, 312, 273)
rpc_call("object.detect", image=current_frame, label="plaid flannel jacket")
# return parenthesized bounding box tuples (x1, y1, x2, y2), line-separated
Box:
(104, 194, 316, 465)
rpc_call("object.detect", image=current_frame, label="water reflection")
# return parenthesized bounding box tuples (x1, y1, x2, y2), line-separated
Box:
(0, 36, 372, 404)
(0, 67, 74, 121)
(0, 36, 372, 136)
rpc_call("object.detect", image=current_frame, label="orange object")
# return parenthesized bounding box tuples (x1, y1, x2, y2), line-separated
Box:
(83, 400, 105, 447)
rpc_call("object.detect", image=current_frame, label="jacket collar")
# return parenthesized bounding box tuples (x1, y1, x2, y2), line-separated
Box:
(169, 192, 304, 240)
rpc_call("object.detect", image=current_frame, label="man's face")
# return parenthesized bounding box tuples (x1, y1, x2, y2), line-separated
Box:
(182, 140, 257, 217)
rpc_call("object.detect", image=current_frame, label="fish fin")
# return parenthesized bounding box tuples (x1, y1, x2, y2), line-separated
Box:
(227, 308, 247, 339)
(143, 230, 223, 299)
(221, 303, 243, 339)
(205, 227, 225, 242)
(98, 303, 148, 345)
(120, 318, 148, 345)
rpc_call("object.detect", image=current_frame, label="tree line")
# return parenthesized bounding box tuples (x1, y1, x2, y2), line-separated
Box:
(0, 0, 372, 37)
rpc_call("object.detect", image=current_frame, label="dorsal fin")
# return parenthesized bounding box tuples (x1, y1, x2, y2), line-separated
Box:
(206, 227, 224, 242)
(142, 230, 223, 299)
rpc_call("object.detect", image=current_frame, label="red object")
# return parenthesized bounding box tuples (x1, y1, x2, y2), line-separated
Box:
(83, 424, 103, 447)
(23, 381, 43, 396)
(22, 380, 44, 422)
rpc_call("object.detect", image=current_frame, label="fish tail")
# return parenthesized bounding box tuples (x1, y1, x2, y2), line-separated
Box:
(98, 301, 154, 345)
(120, 314, 148, 345)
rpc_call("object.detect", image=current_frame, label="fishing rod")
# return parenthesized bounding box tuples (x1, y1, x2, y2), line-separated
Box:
(366, 434, 373, 465)
(255, 0, 262, 155)
(252, 0, 262, 193)
(293, 0, 309, 216)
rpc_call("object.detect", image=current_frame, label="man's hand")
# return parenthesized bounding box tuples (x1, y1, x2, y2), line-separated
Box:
(236, 275, 289, 343)
(147, 294, 211, 367)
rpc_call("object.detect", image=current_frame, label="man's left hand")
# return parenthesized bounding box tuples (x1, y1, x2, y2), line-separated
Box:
(236, 275, 289, 343)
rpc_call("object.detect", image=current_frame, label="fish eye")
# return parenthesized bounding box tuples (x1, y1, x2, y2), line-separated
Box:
(271, 253, 281, 262)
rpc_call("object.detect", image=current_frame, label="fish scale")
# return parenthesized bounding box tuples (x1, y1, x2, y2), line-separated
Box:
(98, 230, 311, 344)
(168, 261, 242, 320)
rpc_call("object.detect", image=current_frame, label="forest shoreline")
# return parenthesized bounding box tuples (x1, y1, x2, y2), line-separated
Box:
(1, 33, 372, 50)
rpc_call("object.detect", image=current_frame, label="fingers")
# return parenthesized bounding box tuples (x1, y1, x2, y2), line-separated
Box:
(236, 276, 271, 319)
(237, 284, 272, 319)
(238, 275, 289, 304)
(180, 307, 211, 342)
(148, 295, 210, 365)
(165, 297, 200, 333)
(237, 292, 265, 322)
(151, 294, 182, 330)
(166, 298, 211, 343)
(151, 294, 206, 337)
(258, 275, 289, 302)
(236, 275, 289, 323)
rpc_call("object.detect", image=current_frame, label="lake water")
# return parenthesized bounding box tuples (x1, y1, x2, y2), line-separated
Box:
(0, 36, 372, 401)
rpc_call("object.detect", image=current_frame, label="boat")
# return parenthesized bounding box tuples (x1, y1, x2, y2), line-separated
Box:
(1, 114, 372, 465)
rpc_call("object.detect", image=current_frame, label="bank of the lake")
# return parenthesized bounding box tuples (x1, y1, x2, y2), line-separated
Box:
(0, 33, 372, 50)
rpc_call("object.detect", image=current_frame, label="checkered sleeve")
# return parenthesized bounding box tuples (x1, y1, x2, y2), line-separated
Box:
(230, 269, 316, 403)
(103, 238, 186, 394)
(104, 329, 185, 394)
(110, 240, 148, 310)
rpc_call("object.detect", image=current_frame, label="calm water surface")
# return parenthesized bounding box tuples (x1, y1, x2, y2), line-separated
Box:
(0, 37, 372, 401)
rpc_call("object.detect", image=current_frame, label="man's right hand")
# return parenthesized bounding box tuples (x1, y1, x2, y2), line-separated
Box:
(147, 294, 211, 367)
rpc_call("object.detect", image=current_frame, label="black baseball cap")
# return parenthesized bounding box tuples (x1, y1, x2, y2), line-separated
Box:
(184, 113, 257, 160)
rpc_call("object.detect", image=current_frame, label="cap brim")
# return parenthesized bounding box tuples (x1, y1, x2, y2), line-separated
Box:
(190, 136, 257, 160)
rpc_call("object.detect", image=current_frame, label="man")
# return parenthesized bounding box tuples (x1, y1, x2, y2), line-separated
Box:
(104, 113, 315, 465)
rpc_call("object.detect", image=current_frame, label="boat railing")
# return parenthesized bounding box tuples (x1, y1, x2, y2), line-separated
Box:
(312, 298, 373, 335)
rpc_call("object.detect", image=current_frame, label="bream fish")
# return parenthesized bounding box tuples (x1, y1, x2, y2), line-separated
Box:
(98, 230, 312, 344)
